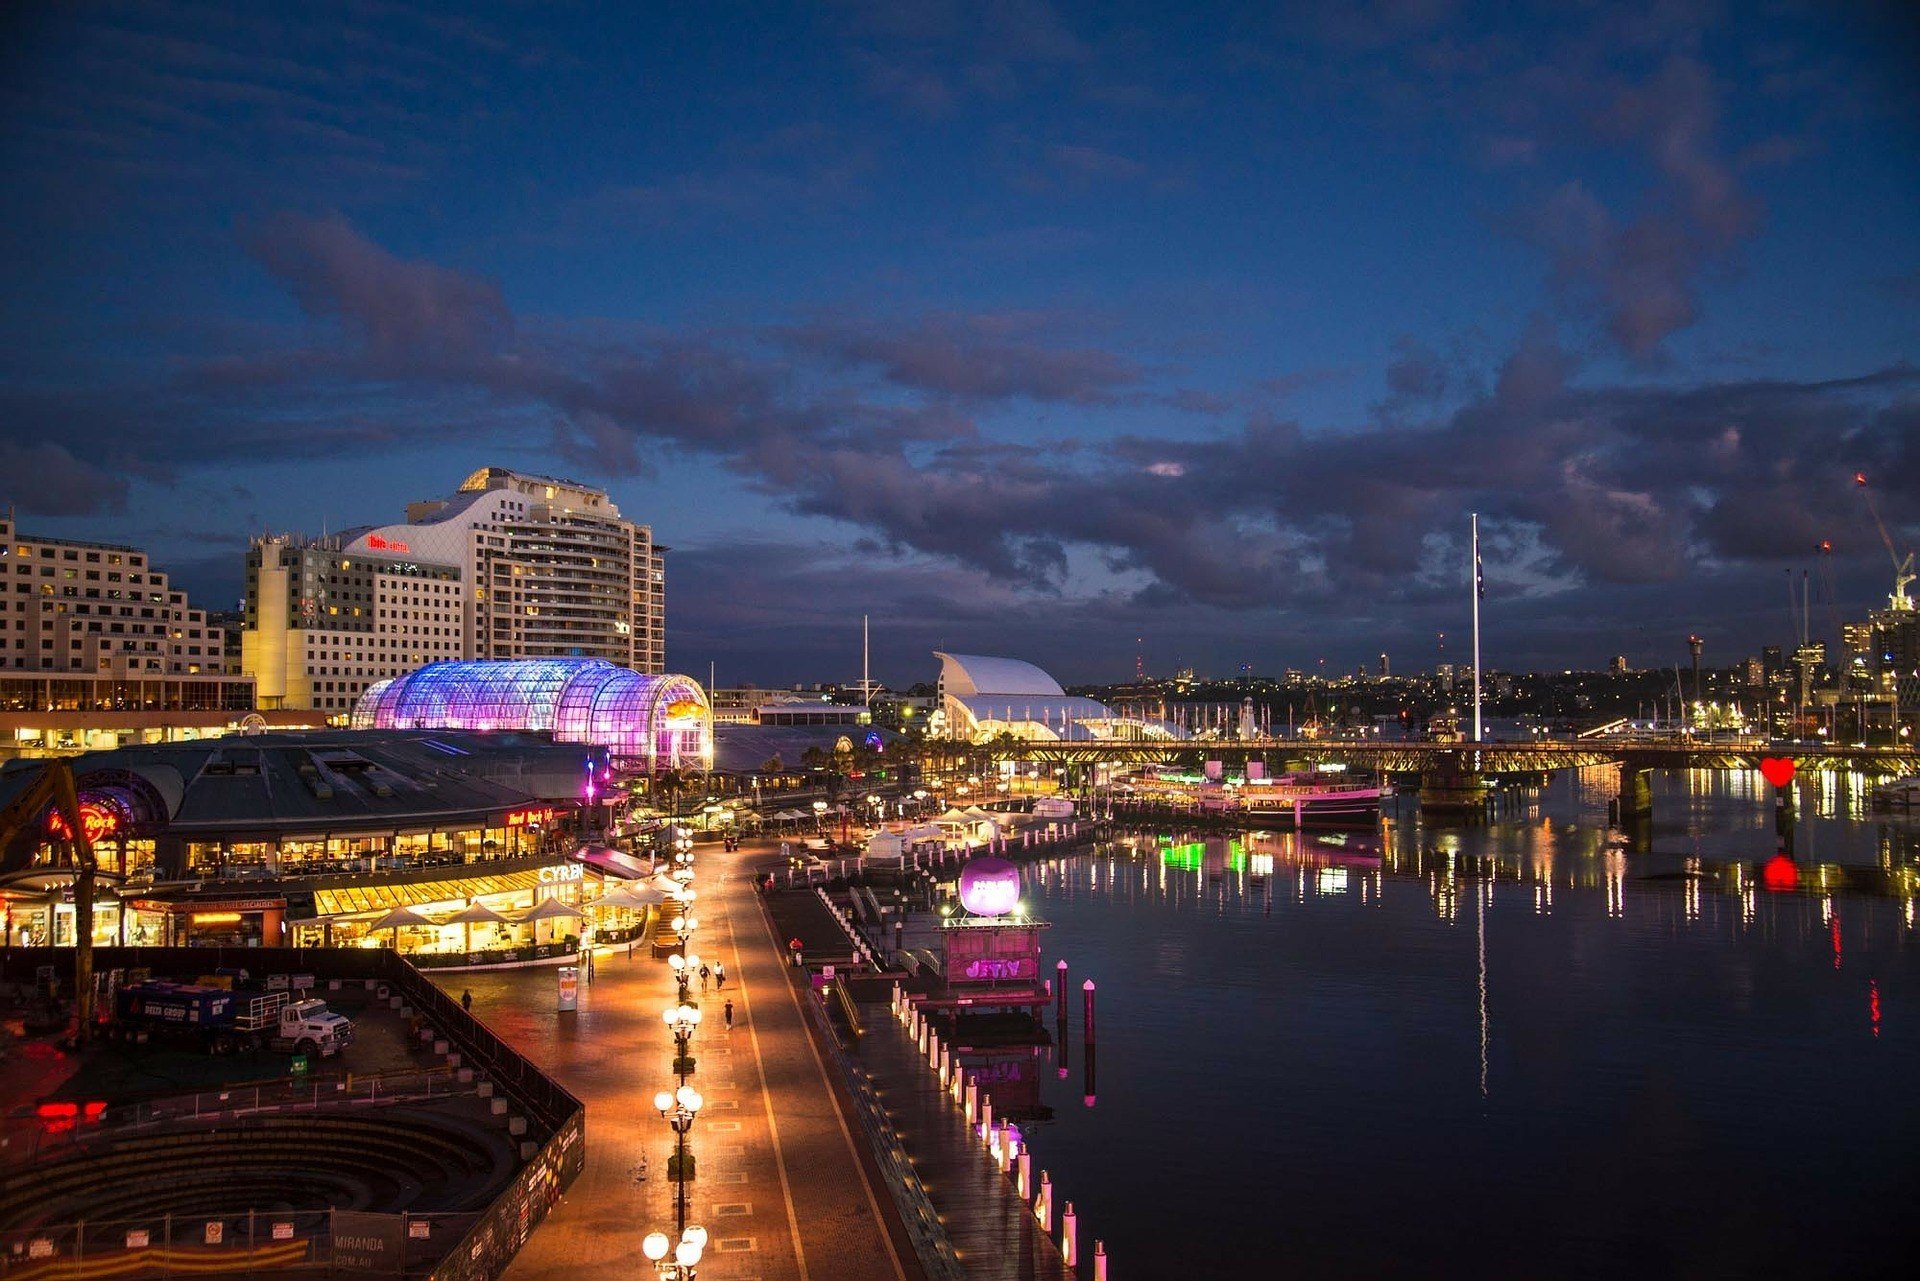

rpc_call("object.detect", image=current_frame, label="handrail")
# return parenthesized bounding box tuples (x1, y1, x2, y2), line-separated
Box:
(800, 993, 966, 1281)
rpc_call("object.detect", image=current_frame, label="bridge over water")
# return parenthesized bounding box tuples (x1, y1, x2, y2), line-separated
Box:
(975, 738, 1920, 819)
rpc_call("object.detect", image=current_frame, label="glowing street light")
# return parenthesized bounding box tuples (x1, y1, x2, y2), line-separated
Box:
(642, 1225, 708, 1279)
(656, 1085, 704, 1235)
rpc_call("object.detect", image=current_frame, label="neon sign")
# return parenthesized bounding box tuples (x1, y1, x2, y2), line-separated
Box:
(47, 802, 124, 844)
(505, 807, 559, 828)
(538, 863, 584, 884)
(366, 534, 412, 554)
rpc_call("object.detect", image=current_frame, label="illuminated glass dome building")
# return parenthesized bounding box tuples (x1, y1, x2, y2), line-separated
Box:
(354, 658, 712, 772)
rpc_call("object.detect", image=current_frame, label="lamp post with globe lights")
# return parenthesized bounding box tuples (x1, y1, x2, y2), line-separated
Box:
(667, 953, 692, 1004)
(664, 1001, 701, 1081)
(657, 1085, 703, 1234)
(641, 1225, 707, 1280)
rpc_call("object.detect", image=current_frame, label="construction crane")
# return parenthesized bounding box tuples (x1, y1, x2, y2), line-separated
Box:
(0, 761, 98, 1044)
(1856, 471, 1916, 612)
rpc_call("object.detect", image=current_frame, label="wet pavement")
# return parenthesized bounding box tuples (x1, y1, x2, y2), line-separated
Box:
(436, 841, 917, 1281)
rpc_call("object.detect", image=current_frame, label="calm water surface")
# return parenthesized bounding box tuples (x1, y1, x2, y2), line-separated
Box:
(998, 770, 1920, 1279)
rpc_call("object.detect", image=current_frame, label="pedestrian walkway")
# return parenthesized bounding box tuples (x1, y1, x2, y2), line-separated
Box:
(436, 843, 916, 1281)
(853, 1003, 1074, 1281)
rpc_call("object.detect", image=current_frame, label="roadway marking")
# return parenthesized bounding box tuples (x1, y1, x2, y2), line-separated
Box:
(724, 868, 815, 1281)
(741, 862, 908, 1281)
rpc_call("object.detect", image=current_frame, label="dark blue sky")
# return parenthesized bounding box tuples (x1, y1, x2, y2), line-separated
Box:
(2, 1, 1916, 687)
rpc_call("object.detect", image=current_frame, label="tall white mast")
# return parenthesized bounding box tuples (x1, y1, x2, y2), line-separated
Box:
(1471, 512, 1483, 743)
(862, 614, 870, 703)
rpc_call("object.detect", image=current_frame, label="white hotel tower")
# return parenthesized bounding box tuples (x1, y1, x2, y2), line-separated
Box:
(243, 468, 666, 713)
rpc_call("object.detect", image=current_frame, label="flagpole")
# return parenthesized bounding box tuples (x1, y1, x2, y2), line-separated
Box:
(1471, 512, 1483, 743)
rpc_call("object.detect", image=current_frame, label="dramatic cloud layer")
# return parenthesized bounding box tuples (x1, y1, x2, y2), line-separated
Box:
(0, 1, 1912, 680)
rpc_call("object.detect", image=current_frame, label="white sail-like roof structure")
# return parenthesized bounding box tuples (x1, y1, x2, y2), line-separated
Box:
(933, 652, 1184, 744)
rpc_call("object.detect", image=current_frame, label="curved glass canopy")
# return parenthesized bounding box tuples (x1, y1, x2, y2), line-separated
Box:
(354, 659, 712, 771)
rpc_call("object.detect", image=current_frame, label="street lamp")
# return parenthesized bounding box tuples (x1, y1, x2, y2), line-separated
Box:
(656, 1085, 704, 1234)
(667, 953, 692, 1003)
(642, 1225, 708, 1280)
(664, 1001, 702, 1080)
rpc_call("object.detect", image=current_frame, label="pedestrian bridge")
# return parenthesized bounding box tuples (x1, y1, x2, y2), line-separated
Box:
(991, 737, 1915, 775)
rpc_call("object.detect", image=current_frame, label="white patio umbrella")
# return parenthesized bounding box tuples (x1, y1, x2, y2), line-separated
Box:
(520, 896, 584, 946)
(446, 899, 508, 952)
(368, 904, 437, 949)
(597, 884, 667, 910)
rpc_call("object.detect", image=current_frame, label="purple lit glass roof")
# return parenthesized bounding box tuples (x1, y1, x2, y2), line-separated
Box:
(353, 659, 711, 771)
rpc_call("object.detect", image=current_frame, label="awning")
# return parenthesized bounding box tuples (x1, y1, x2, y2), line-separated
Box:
(572, 844, 656, 881)
(446, 901, 510, 925)
(594, 885, 666, 910)
(313, 868, 549, 917)
(519, 898, 584, 922)
(369, 905, 439, 931)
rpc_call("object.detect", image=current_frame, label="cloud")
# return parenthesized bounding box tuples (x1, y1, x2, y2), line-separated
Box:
(781, 312, 1143, 404)
(11, 218, 1916, 643)
(244, 212, 511, 362)
(0, 440, 130, 516)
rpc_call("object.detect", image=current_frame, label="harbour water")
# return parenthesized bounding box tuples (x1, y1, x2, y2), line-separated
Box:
(1009, 769, 1919, 1279)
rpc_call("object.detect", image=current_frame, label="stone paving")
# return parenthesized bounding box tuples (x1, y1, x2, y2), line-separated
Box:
(438, 841, 917, 1281)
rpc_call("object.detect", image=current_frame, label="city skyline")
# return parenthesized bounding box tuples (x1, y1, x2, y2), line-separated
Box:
(2, 2, 1916, 684)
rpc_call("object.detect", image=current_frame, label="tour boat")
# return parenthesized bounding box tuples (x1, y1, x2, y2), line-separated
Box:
(1236, 772, 1389, 827)
(1871, 775, 1920, 809)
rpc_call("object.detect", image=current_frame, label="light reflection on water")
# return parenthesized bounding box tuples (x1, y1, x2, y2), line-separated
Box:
(1003, 773, 1920, 1280)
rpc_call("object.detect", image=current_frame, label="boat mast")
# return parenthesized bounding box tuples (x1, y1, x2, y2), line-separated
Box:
(1471, 512, 1483, 743)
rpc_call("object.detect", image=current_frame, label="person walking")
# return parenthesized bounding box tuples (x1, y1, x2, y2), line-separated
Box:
(723, 999, 735, 1031)
(714, 962, 726, 990)
(460, 989, 473, 1013)
(698, 963, 711, 994)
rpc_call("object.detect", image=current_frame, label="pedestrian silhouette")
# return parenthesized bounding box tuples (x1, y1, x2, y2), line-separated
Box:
(715, 962, 726, 990)
(724, 999, 735, 1030)
(460, 989, 472, 1012)
(699, 963, 711, 993)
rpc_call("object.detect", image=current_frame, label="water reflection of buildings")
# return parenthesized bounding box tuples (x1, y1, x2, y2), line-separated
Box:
(1029, 822, 1920, 942)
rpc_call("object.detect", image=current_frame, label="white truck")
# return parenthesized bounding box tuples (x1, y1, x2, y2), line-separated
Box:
(113, 982, 356, 1057)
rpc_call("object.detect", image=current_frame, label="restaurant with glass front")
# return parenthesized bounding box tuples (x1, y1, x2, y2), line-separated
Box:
(0, 728, 663, 967)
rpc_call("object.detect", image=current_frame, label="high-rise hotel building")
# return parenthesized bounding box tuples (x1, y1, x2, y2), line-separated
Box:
(241, 536, 464, 714)
(242, 468, 666, 712)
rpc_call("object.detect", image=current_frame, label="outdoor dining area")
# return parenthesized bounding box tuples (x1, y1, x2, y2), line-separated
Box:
(299, 874, 677, 970)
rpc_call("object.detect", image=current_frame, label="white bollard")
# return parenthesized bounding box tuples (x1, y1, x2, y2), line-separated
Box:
(1036, 1172, 1053, 1231)
(964, 1077, 978, 1125)
(1062, 1202, 1078, 1266)
(1017, 1150, 1031, 1198)
(1094, 1240, 1108, 1280)
(988, 1122, 1003, 1165)
(950, 1064, 964, 1103)
(980, 1096, 993, 1142)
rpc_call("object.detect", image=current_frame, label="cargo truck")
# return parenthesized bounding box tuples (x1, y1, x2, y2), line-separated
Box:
(111, 981, 355, 1057)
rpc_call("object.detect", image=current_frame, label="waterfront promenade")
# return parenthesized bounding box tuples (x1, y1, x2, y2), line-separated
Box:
(437, 842, 916, 1281)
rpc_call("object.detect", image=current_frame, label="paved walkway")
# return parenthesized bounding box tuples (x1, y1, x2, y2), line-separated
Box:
(437, 842, 915, 1281)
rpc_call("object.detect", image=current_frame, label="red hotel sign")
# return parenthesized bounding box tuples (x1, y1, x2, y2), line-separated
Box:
(366, 534, 412, 554)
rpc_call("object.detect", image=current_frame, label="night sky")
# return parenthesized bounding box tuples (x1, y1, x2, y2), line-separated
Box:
(2, 2, 1916, 687)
